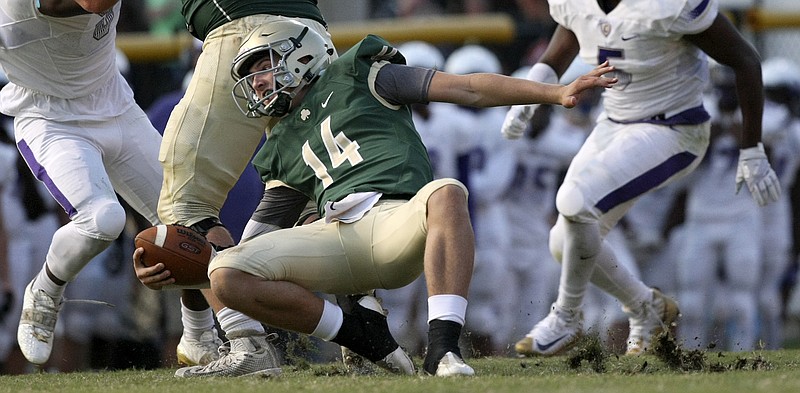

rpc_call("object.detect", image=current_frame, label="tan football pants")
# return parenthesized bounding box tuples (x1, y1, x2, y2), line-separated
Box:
(209, 179, 467, 295)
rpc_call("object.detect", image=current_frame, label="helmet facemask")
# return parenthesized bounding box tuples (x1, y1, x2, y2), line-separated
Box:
(232, 48, 296, 118)
(231, 21, 333, 118)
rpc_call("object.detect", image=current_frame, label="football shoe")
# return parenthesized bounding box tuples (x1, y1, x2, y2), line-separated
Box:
(175, 333, 282, 377)
(515, 303, 583, 357)
(624, 288, 680, 356)
(177, 328, 224, 366)
(17, 280, 62, 365)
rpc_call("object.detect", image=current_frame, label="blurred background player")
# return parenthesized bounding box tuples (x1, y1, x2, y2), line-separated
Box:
(497, 61, 593, 351)
(441, 44, 518, 356)
(0, 0, 218, 370)
(676, 63, 763, 351)
(756, 57, 800, 349)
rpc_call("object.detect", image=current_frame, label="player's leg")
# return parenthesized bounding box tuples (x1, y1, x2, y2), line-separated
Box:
(676, 222, 720, 350)
(13, 117, 127, 365)
(361, 180, 475, 375)
(418, 181, 475, 376)
(722, 213, 762, 351)
(104, 107, 221, 367)
(155, 18, 281, 374)
(203, 221, 414, 375)
(758, 201, 791, 349)
(518, 121, 705, 357)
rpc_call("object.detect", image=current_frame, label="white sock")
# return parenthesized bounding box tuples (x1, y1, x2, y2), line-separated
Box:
(217, 307, 265, 339)
(32, 265, 65, 300)
(589, 241, 651, 309)
(181, 299, 215, 339)
(46, 222, 112, 282)
(427, 294, 467, 325)
(310, 299, 343, 341)
(556, 220, 601, 310)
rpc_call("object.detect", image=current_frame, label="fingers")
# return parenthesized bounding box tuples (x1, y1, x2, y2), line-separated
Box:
(592, 61, 614, 76)
(132, 247, 175, 289)
(565, 64, 617, 103)
(764, 175, 782, 204)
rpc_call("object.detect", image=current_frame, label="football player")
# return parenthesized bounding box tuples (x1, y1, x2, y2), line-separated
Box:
(153, 0, 338, 377)
(503, 0, 781, 357)
(0, 0, 219, 369)
(756, 57, 800, 349)
(676, 67, 763, 351)
(158, 18, 615, 377)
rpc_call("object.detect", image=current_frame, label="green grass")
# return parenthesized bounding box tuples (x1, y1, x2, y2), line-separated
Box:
(3, 347, 800, 393)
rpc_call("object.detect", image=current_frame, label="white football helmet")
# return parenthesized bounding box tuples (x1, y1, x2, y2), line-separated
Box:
(231, 19, 333, 118)
(444, 44, 501, 75)
(762, 57, 800, 90)
(397, 41, 444, 70)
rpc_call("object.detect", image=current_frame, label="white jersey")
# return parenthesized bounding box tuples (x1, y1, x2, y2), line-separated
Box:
(684, 131, 760, 222)
(0, 142, 18, 183)
(550, 0, 717, 121)
(463, 106, 517, 249)
(0, 142, 15, 186)
(0, 1, 133, 120)
(414, 103, 476, 180)
(504, 113, 585, 245)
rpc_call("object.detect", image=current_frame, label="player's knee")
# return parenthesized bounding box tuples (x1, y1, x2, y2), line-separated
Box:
(430, 184, 468, 209)
(78, 201, 126, 241)
(555, 181, 596, 222)
(427, 184, 470, 226)
(210, 268, 246, 306)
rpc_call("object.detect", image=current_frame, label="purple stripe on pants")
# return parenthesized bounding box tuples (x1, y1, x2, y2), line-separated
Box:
(595, 151, 697, 213)
(16, 139, 76, 217)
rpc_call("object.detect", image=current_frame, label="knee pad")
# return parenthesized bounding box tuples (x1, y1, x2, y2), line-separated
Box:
(555, 181, 594, 222)
(78, 201, 127, 241)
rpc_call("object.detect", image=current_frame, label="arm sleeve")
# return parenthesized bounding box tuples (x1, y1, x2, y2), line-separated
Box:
(671, 0, 718, 34)
(249, 185, 311, 229)
(374, 64, 436, 105)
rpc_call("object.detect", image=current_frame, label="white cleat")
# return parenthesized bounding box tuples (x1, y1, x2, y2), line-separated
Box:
(175, 333, 282, 377)
(515, 303, 583, 357)
(625, 288, 680, 356)
(434, 351, 474, 377)
(374, 346, 415, 375)
(17, 280, 62, 365)
(177, 328, 224, 366)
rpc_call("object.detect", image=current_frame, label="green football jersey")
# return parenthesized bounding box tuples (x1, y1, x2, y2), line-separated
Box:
(252, 35, 434, 215)
(181, 0, 325, 41)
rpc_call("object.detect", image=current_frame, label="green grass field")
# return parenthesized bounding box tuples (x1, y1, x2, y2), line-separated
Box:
(3, 339, 800, 393)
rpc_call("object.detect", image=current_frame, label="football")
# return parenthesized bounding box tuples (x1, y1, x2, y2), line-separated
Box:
(134, 224, 213, 287)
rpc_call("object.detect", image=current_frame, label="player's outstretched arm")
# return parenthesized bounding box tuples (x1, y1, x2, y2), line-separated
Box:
(685, 13, 781, 206)
(427, 62, 616, 109)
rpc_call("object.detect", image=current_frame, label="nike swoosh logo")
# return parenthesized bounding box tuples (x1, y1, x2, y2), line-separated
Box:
(329, 202, 336, 211)
(321, 92, 333, 108)
(621, 34, 639, 41)
(535, 334, 569, 352)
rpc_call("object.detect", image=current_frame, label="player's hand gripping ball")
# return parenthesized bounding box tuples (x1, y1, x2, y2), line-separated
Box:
(134, 224, 213, 287)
